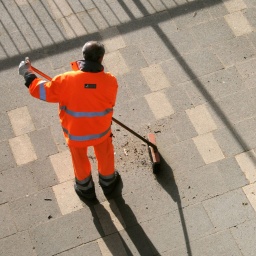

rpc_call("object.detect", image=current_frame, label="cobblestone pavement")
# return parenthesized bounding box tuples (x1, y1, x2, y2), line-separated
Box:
(1, 0, 256, 255)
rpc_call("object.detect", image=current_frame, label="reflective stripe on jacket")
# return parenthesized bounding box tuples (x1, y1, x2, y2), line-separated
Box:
(29, 70, 118, 147)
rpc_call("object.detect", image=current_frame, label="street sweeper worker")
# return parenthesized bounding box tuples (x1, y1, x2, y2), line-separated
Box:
(18, 41, 120, 200)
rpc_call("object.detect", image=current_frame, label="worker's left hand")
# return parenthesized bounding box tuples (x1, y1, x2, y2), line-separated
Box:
(18, 57, 34, 77)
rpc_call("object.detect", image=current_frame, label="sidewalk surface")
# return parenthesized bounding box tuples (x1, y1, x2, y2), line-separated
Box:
(1, 0, 256, 255)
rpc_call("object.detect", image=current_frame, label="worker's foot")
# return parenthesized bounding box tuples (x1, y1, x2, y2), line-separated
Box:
(74, 184, 96, 200)
(99, 171, 120, 195)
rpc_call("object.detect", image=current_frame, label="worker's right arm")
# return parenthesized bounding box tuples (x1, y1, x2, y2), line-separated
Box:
(18, 57, 63, 103)
(28, 76, 63, 103)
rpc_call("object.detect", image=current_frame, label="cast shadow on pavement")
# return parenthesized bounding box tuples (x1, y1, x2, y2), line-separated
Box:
(155, 154, 193, 256)
(80, 177, 160, 256)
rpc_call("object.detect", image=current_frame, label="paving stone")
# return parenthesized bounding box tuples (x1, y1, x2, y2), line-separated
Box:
(28, 158, 58, 190)
(172, 1, 211, 30)
(50, 150, 74, 183)
(118, 70, 151, 100)
(145, 91, 174, 120)
(0, 140, 16, 172)
(119, 223, 159, 256)
(140, 203, 215, 253)
(58, 241, 102, 256)
(243, 182, 256, 211)
(60, 15, 87, 39)
(29, 127, 58, 159)
(30, 208, 101, 256)
(155, 28, 199, 55)
(224, 0, 247, 13)
(225, 11, 253, 36)
(164, 86, 193, 112)
(168, 111, 198, 142)
(0, 165, 38, 204)
(100, 27, 126, 53)
(203, 189, 256, 230)
(162, 49, 223, 85)
(86, 8, 110, 31)
(214, 127, 245, 157)
(0, 231, 36, 256)
(114, 96, 156, 130)
(231, 218, 256, 256)
(216, 157, 249, 190)
(176, 164, 229, 206)
(193, 133, 225, 164)
(204, 0, 229, 18)
(103, 51, 129, 76)
(47, 0, 73, 20)
(9, 188, 62, 231)
(213, 36, 255, 67)
(97, 233, 128, 256)
(119, 45, 148, 71)
(236, 57, 256, 78)
(183, 66, 245, 106)
(94, 199, 126, 235)
(191, 18, 235, 47)
(9, 134, 37, 166)
(244, 7, 256, 28)
(0, 203, 16, 239)
(53, 180, 83, 215)
(0, 112, 14, 141)
(165, 139, 205, 173)
(186, 104, 217, 135)
(141, 64, 171, 91)
(235, 150, 256, 184)
(164, 230, 242, 256)
(50, 124, 68, 152)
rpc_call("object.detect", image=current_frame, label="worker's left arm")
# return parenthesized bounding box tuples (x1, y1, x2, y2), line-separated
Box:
(18, 57, 63, 103)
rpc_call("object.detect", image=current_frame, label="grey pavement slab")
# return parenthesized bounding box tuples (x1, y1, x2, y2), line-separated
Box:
(202, 188, 256, 230)
(216, 157, 249, 190)
(191, 18, 235, 47)
(231, 218, 256, 256)
(0, 140, 16, 172)
(175, 163, 229, 206)
(57, 242, 102, 256)
(30, 208, 101, 256)
(0, 164, 38, 204)
(163, 230, 242, 256)
(0, 112, 14, 141)
(213, 36, 256, 67)
(9, 188, 62, 231)
(0, 231, 36, 256)
(0, 203, 17, 239)
(28, 158, 58, 190)
(29, 127, 58, 159)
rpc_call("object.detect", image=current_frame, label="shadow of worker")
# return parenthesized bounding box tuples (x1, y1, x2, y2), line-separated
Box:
(155, 155, 192, 256)
(80, 176, 160, 256)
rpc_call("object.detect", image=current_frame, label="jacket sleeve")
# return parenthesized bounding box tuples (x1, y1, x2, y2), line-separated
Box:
(29, 74, 65, 103)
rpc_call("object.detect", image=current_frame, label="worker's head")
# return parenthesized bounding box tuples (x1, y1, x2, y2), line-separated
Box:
(82, 41, 105, 63)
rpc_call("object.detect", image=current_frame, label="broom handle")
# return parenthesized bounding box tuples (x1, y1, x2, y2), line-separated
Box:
(30, 66, 157, 150)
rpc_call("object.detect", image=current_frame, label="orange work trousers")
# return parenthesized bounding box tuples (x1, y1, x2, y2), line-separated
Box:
(68, 136, 115, 181)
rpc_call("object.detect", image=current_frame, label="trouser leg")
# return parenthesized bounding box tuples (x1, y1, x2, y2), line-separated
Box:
(94, 135, 120, 194)
(68, 145, 95, 198)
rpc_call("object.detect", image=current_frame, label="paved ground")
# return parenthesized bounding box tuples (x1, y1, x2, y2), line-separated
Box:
(1, 0, 256, 255)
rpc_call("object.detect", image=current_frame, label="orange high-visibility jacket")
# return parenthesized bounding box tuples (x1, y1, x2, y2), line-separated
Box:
(29, 69, 118, 147)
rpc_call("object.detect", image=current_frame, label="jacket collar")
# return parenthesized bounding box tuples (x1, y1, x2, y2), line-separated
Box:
(76, 60, 104, 73)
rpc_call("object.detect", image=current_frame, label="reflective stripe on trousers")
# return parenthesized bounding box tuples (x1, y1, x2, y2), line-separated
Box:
(75, 176, 94, 191)
(99, 172, 116, 186)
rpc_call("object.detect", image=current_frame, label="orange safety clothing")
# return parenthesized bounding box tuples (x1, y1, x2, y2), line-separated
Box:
(69, 135, 115, 181)
(29, 64, 118, 148)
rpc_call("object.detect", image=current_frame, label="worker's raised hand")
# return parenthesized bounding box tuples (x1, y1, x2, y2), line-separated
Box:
(18, 57, 34, 77)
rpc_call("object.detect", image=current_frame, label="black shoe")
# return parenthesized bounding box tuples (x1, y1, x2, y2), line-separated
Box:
(99, 171, 120, 195)
(74, 184, 96, 200)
